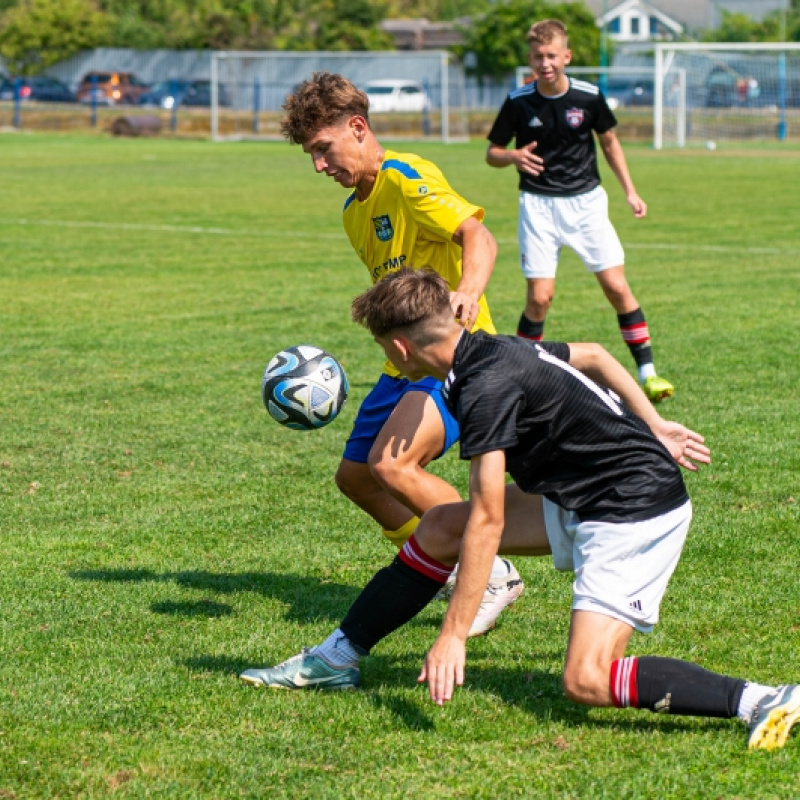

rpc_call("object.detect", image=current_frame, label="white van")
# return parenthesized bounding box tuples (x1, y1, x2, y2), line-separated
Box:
(364, 80, 430, 113)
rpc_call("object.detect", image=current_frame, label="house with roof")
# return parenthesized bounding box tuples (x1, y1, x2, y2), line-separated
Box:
(380, 1, 789, 53)
(583, 0, 787, 38)
(593, 0, 683, 42)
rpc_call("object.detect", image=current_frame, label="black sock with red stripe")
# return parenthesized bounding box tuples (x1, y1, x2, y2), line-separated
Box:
(610, 656, 746, 717)
(617, 308, 653, 368)
(517, 313, 545, 341)
(340, 536, 453, 655)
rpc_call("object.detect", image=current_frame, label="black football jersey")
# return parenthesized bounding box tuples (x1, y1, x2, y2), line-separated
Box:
(487, 78, 617, 197)
(442, 332, 689, 523)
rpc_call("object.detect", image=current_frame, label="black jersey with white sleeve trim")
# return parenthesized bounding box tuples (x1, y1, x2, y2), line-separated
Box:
(442, 332, 688, 523)
(487, 78, 617, 197)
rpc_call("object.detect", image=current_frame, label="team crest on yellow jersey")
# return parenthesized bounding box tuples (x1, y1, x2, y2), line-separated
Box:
(372, 214, 394, 242)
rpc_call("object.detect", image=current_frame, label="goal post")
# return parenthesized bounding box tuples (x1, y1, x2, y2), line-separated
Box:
(210, 50, 469, 143)
(654, 42, 800, 148)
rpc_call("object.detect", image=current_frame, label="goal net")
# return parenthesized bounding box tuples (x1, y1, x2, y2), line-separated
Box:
(210, 51, 469, 143)
(654, 43, 800, 148)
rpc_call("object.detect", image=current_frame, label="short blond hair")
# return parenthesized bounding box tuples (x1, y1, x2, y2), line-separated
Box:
(526, 19, 569, 47)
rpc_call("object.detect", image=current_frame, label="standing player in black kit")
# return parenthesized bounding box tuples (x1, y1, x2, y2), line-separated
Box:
(486, 19, 674, 403)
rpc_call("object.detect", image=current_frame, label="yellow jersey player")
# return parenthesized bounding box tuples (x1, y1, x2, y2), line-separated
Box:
(342, 149, 495, 372)
(276, 71, 523, 638)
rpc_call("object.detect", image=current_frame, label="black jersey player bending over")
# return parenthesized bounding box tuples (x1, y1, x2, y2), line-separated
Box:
(241, 268, 799, 752)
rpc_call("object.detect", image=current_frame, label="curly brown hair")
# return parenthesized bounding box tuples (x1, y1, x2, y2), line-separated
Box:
(526, 19, 569, 47)
(280, 71, 370, 145)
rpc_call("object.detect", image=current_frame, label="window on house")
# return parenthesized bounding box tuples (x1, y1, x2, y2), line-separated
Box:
(630, 16, 640, 35)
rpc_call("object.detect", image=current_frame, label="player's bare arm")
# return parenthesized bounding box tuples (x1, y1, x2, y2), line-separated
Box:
(486, 142, 545, 176)
(597, 130, 647, 218)
(419, 449, 507, 705)
(568, 343, 710, 470)
(450, 216, 498, 331)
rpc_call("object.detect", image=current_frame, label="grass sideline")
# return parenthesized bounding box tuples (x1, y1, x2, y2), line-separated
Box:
(1, 133, 799, 798)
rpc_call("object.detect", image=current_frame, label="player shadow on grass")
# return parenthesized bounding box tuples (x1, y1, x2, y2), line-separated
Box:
(181, 651, 729, 736)
(364, 658, 732, 735)
(70, 568, 733, 736)
(70, 566, 445, 635)
(70, 567, 361, 623)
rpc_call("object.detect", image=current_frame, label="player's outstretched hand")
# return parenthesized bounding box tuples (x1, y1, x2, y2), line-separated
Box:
(450, 291, 480, 332)
(655, 421, 711, 472)
(418, 633, 466, 706)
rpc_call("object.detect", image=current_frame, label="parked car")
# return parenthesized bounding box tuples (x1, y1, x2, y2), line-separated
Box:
(138, 79, 229, 109)
(76, 71, 150, 105)
(704, 64, 800, 109)
(364, 79, 430, 113)
(181, 80, 230, 107)
(0, 75, 75, 103)
(138, 79, 192, 109)
(0, 76, 14, 101)
(605, 79, 654, 110)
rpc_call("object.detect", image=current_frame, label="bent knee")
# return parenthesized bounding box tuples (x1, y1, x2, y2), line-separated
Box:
(562, 664, 610, 706)
(419, 503, 464, 543)
(414, 505, 464, 562)
(527, 291, 553, 312)
(368, 452, 415, 492)
(335, 461, 373, 502)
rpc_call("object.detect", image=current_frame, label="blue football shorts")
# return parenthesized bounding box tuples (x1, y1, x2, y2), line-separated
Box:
(342, 373, 460, 464)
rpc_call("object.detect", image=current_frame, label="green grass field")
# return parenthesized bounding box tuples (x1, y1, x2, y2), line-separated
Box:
(1, 133, 799, 798)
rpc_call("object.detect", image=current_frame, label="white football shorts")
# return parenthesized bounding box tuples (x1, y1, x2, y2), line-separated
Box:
(518, 185, 625, 279)
(543, 498, 692, 633)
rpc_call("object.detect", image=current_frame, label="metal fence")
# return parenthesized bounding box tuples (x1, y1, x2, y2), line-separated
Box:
(0, 47, 521, 136)
(4, 48, 513, 109)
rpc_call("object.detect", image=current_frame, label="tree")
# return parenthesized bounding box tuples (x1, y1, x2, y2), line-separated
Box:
(702, 10, 783, 42)
(454, 0, 601, 82)
(384, 0, 491, 21)
(96, 0, 321, 50)
(0, 0, 111, 74)
(313, 0, 394, 50)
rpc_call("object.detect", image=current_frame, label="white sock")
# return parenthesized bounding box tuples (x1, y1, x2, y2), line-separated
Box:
(638, 363, 656, 383)
(311, 628, 361, 668)
(737, 681, 775, 723)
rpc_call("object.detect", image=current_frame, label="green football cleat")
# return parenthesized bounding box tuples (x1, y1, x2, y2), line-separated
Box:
(240, 648, 361, 691)
(748, 684, 800, 750)
(643, 375, 674, 404)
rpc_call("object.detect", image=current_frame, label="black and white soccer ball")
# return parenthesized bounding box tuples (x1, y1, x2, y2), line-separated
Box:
(261, 345, 349, 431)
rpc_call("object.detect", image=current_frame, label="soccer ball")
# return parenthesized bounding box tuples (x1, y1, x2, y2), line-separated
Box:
(261, 345, 349, 431)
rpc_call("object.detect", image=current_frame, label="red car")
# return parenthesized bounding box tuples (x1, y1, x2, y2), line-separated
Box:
(76, 71, 150, 105)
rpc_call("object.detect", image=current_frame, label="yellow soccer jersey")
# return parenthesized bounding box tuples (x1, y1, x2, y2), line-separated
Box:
(343, 150, 496, 376)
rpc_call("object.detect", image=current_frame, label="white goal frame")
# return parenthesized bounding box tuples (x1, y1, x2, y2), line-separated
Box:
(654, 42, 800, 148)
(210, 50, 469, 143)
